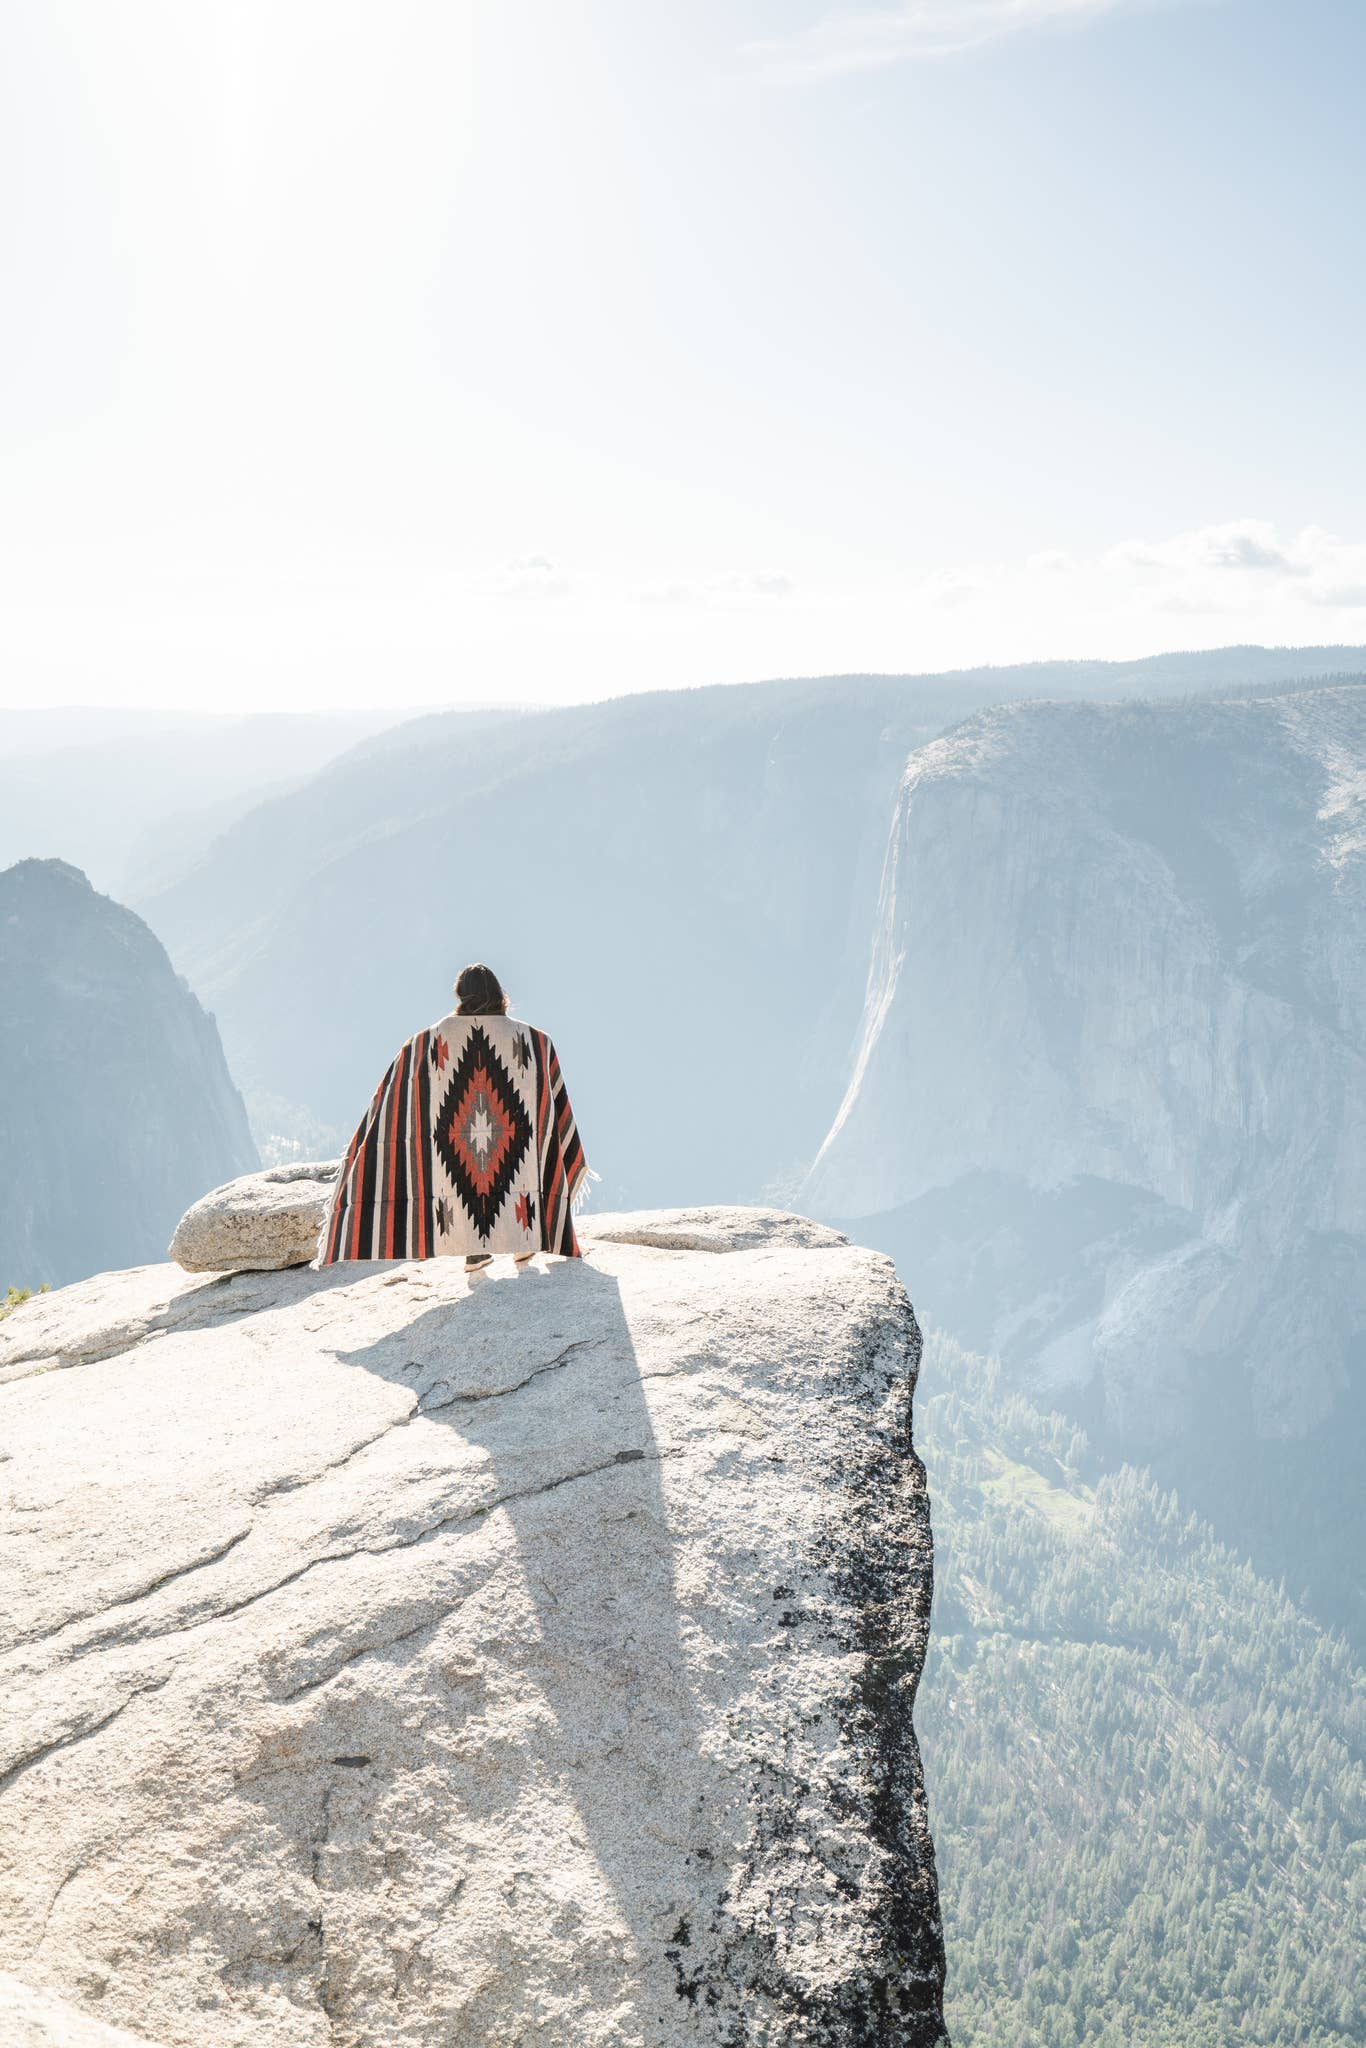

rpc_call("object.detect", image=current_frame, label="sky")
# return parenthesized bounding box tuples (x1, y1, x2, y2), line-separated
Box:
(2, 0, 1365, 712)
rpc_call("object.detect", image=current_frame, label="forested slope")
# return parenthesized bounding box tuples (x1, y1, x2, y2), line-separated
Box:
(916, 1334, 1363, 2047)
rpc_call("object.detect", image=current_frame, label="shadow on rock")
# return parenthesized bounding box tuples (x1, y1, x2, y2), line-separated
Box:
(326, 1258, 719, 1987)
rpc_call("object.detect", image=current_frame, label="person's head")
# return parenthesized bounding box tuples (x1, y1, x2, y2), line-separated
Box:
(454, 962, 510, 1016)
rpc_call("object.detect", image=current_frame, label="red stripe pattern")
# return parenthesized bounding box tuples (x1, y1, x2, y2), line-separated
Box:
(533, 1028, 588, 1257)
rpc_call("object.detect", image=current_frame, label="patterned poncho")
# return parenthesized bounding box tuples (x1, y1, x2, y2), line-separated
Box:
(316, 1012, 589, 1264)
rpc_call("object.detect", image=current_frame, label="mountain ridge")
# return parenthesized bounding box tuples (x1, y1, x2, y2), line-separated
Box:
(0, 859, 258, 1288)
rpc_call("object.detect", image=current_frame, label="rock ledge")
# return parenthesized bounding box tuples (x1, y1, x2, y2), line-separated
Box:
(166, 1163, 851, 1274)
(0, 1210, 947, 2045)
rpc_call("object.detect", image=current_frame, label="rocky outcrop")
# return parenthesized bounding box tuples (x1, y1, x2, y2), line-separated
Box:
(0, 860, 258, 1291)
(804, 684, 1366, 1640)
(0, 1213, 947, 2045)
(165, 1166, 851, 1275)
(583, 1207, 849, 1254)
(168, 1162, 341, 1271)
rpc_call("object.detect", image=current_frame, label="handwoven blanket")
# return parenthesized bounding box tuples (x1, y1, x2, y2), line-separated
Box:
(317, 1013, 589, 1262)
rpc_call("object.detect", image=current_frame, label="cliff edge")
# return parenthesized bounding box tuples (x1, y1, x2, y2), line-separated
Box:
(0, 1210, 947, 2046)
(0, 858, 257, 1289)
(802, 686, 1366, 1640)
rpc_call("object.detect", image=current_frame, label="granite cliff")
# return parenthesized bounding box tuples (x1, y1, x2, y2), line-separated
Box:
(0, 860, 258, 1289)
(0, 1205, 947, 2046)
(804, 683, 1366, 1638)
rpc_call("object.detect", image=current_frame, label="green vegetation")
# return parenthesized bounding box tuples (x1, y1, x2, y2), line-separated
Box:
(1, 1282, 49, 1320)
(916, 1333, 1364, 2048)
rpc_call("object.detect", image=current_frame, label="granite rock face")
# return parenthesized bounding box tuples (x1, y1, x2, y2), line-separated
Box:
(0, 858, 258, 1290)
(582, 1207, 849, 1255)
(168, 1162, 341, 1272)
(0, 1973, 166, 2048)
(0, 1213, 947, 2046)
(803, 684, 1366, 1639)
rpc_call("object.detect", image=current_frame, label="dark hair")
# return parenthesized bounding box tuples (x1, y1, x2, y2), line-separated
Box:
(454, 962, 510, 1016)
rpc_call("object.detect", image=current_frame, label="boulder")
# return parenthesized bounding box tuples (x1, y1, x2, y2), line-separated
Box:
(0, 1212, 946, 2045)
(167, 1167, 848, 1277)
(167, 1161, 340, 1273)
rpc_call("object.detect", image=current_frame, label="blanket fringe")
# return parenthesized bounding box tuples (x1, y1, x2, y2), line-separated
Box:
(570, 1165, 602, 1215)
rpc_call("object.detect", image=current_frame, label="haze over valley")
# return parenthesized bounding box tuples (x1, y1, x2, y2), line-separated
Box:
(5, 646, 1363, 2041)
(10, 649, 1365, 1633)
(6, 0, 1366, 2035)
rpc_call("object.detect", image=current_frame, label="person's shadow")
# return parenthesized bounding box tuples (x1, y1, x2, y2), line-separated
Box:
(328, 1256, 726, 2020)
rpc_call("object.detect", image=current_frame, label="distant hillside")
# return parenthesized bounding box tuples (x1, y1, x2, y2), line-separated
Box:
(805, 682, 1366, 1643)
(917, 1331, 1363, 2048)
(0, 707, 420, 898)
(137, 649, 1362, 1202)
(139, 677, 977, 1195)
(0, 860, 257, 1287)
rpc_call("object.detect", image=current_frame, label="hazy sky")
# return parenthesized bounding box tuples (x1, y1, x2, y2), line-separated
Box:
(3, 0, 1365, 711)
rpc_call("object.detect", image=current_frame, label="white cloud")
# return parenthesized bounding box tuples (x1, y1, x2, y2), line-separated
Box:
(917, 565, 989, 606)
(746, 0, 1165, 77)
(912, 520, 1366, 619)
(495, 554, 572, 600)
(709, 569, 796, 598)
(1105, 519, 1300, 578)
(636, 570, 796, 606)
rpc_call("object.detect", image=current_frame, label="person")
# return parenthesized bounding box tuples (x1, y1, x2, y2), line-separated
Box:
(315, 962, 591, 1272)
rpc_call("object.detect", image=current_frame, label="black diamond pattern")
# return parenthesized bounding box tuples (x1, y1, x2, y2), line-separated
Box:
(432, 1025, 533, 1242)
